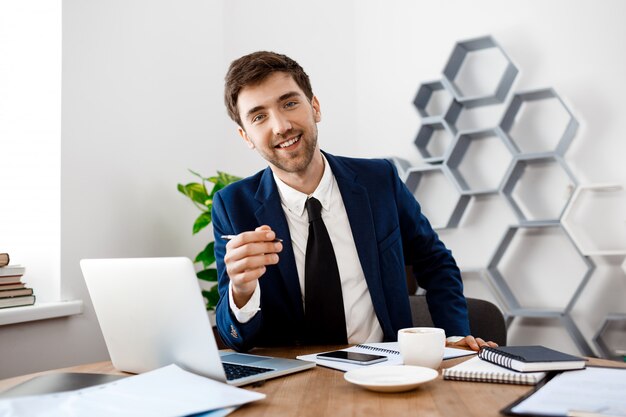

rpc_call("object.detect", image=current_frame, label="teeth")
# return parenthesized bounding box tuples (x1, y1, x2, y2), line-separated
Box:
(279, 136, 300, 148)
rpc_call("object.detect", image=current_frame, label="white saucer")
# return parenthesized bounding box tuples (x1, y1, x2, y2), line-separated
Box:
(344, 365, 439, 393)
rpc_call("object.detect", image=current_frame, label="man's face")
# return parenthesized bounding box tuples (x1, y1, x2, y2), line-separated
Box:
(236, 72, 321, 175)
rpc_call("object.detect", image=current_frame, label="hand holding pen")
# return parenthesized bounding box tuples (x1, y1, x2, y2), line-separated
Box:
(221, 225, 283, 308)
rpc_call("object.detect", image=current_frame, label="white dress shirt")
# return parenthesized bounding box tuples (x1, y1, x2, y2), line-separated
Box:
(229, 154, 384, 344)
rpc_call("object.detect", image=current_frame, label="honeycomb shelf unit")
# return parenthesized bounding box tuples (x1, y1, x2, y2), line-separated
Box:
(413, 80, 453, 120)
(501, 154, 578, 225)
(561, 184, 626, 256)
(504, 310, 594, 356)
(403, 34, 623, 357)
(486, 224, 595, 355)
(441, 35, 519, 108)
(403, 164, 470, 229)
(499, 88, 579, 156)
(413, 120, 455, 163)
(445, 127, 516, 195)
(594, 313, 626, 360)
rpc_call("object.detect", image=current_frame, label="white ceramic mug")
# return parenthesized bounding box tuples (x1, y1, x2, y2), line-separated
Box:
(397, 327, 446, 369)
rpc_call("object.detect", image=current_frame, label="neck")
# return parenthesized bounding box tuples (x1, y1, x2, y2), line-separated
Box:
(272, 150, 324, 195)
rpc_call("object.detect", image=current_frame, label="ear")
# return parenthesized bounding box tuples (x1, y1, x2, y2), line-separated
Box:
(311, 96, 322, 123)
(238, 126, 255, 149)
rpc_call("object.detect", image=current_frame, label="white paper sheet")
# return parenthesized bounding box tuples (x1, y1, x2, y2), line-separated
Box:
(0, 364, 265, 417)
(511, 367, 626, 416)
(296, 342, 474, 372)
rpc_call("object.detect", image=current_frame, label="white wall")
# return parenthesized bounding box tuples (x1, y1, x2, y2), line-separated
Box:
(0, 0, 63, 379)
(1, 0, 225, 378)
(2, 0, 625, 378)
(0, 2, 61, 302)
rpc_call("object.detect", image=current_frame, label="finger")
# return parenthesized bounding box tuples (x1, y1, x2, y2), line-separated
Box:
(226, 241, 282, 266)
(230, 265, 268, 286)
(465, 335, 480, 351)
(487, 341, 499, 348)
(227, 229, 278, 248)
(226, 252, 280, 277)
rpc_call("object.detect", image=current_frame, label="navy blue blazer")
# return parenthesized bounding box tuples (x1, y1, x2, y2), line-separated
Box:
(212, 152, 469, 351)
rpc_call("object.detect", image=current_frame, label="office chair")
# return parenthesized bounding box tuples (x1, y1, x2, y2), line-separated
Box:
(408, 294, 507, 346)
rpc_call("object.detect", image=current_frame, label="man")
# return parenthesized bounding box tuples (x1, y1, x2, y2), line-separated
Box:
(212, 51, 497, 352)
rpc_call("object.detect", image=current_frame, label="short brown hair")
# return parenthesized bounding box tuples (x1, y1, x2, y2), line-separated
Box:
(224, 51, 314, 126)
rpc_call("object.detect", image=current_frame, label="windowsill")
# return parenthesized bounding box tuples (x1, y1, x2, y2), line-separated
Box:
(0, 300, 83, 326)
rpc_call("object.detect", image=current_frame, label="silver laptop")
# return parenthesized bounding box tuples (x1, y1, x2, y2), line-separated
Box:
(80, 257, 315, 386)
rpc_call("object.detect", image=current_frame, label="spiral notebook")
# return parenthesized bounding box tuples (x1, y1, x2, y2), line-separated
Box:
(478, 345, 586, 372)
(443, 356, 547, 385)
(297, 342, 474, 372)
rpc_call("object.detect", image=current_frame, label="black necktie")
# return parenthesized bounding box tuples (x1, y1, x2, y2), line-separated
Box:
(304, 197, 347, 344)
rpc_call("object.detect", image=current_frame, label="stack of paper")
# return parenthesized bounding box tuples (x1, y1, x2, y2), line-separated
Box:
(0, 365, 265, 417)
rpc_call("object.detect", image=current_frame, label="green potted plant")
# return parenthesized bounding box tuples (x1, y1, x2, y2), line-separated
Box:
(177, 170, 241, 310)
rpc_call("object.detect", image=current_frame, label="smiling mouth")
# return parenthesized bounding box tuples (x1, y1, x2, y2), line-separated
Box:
(276, 135, 301, 149)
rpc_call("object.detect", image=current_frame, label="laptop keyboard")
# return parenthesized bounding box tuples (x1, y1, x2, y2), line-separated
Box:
(223, 362, 273, 381)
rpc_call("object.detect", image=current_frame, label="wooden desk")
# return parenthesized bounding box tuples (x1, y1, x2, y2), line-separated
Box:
(1, 347, 623, 417)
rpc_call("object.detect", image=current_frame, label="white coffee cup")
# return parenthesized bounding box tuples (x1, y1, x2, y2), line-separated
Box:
(397, 327, 446, 369)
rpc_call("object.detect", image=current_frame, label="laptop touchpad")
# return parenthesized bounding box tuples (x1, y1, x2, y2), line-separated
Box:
(221, 353, 271, 365)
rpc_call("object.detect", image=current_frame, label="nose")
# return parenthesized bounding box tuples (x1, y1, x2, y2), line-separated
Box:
(271, 113, 292, 136)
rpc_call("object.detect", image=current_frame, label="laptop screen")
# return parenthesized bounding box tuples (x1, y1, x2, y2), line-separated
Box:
(81, 257, 228, 382)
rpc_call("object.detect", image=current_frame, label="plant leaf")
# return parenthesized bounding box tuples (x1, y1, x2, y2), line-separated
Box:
(195, 241, 216, 267)
(192, 212, 212, 234)
(178, 182, 209, 206)
(197, 268, 218, 282)
(217, 171, 242, 185)
(201, 286, 220, 311)
(209, 172, 242, 198)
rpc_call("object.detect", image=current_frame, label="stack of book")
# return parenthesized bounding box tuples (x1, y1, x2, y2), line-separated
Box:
(0, 253, 36, 309)
(443, 345, 587, 386)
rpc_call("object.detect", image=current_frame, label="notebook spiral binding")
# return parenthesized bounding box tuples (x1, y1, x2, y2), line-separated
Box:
(355, 344, 400, 356)
(479, 347, 522, 370)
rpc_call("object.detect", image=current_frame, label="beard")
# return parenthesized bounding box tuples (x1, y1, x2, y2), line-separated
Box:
(256, 126, 319, 174)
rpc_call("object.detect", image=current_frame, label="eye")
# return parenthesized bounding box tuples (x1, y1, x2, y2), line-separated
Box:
(251, 114, 266, 123)
(284, 101, 298, 109)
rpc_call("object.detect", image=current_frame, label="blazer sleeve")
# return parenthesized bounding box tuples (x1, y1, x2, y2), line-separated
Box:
(391, 162, 470, 336)
(211, 191, 263, 351)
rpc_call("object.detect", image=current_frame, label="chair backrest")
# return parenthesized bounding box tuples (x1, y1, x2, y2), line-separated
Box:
(408, 295, 507, 346)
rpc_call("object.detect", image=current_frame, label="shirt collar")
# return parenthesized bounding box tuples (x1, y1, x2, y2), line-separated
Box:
(273, 153, 334, 217)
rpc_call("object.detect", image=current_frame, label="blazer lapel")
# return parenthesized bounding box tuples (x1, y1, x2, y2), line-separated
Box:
(324, 153, 390, 327)
(254, 168, 304, 318)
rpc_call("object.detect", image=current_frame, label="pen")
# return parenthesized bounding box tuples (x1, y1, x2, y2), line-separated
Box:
(221, 235, 283, 243)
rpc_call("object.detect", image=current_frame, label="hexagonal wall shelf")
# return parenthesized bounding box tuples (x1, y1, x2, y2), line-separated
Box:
(500, 88, 579, 155)
(443, 100, 462, 135)
(442, 35, 518, 107)
(414, 120, 455, 163)
(501, 155, 577, 224)
(593, 313, 626, 360)
(404, 165, 470, 229)
(460, 268, 508, 316)
(486, 224, 595, 354)
(446, 127, 516, 195)
(486, 224, 594, 313)
(562, 184, 626, 256)
(505, 312, 593, 355)
(413, 80, 453, 119)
